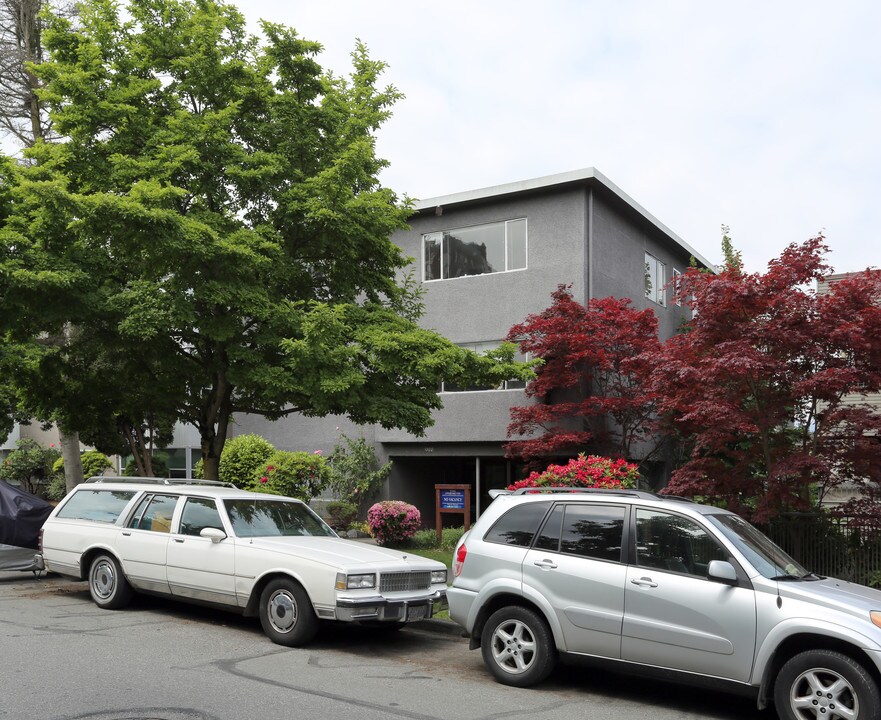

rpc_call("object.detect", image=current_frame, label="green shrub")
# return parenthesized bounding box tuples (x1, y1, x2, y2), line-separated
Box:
(326, 500, 358, 530)
(404, 526, 465, 550)
(328, 434, 392, 515)
(252, 450, 331, 501)
(46, 473, 68, 501)
(218, 434, 275, 486)
(0, 439, 60, 497)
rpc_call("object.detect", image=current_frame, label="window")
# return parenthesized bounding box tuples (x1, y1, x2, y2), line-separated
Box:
(484, 502, 551, 547)
(536, 503, 625, 561)
(672, 268, 682, 306)
(55, 490, 136, 523)
(179, 497, 224, 536)
(644, 252, 666, 306)
(423, 218, 527, 281)
(634, 509, 728, 577)
(127, 494, 179, 533)
(225, 499, 336, 538)
(441, 340, 528, 393)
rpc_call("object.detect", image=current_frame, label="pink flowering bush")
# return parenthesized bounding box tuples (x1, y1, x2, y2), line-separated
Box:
(508, 454, 639, 492)
(367, 501, 421, 546)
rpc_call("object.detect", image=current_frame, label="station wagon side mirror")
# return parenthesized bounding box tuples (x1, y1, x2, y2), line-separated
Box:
(707, 560, 738, 584)
(200, 527, 227, 543)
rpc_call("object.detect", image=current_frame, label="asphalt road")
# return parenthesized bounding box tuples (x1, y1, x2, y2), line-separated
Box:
(0, 571, 766, 720)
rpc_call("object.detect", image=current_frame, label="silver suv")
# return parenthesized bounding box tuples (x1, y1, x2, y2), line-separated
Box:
(448, 488, 881, 720)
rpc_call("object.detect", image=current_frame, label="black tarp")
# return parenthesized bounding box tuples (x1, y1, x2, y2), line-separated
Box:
(0, 481, 53, 549)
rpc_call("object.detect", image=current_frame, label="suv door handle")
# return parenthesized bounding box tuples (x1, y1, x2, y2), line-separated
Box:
(533, 560, 558, 570)
(631, 577, 658, 588)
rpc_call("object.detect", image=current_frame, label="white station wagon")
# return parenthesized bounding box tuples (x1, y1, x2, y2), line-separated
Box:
(40, 478, 448, 645)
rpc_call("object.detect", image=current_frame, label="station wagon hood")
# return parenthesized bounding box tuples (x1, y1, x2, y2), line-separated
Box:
(238, 536, 443, 570)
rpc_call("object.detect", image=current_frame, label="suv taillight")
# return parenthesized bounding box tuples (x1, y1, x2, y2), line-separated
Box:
(38, 528, 43, 553)
(453, 543, 467, 577)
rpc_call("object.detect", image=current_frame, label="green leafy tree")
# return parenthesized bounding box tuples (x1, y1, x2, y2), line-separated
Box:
(0, 437, 60, 495)
(0, 0, 530, 481)
(328, 433, 392, 515)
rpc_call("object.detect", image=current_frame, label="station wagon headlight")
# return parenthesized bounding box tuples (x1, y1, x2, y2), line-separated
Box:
(335, 572, 376, 590)
(431, 569, 448, 584)
(871, 611, 881, 629)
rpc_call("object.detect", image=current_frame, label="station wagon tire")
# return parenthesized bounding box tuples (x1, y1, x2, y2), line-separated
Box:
(88, 553, 133, 610)
(481, 606, 556, 687)
(773, 649, 880, 720)
(259, 578, 318, 647)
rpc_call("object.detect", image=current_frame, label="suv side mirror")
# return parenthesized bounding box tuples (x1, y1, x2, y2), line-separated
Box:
(200, 527, 227, 543)
(707, 560, 738, 584)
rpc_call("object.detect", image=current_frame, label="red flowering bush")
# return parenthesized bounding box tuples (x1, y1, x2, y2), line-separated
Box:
(507, 454, 639, 492)
(367, 501, 421, 546)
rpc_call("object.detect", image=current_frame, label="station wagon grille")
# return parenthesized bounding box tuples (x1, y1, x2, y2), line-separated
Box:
(379, 571, 431, 593)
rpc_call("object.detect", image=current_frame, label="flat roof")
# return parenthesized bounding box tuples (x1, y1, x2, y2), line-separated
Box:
(413, 167, 715, 270)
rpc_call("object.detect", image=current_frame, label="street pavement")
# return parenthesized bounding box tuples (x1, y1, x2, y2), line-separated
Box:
(0, 570, 764, 720)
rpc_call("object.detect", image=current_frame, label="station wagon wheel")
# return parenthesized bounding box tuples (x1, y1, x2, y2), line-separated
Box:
(88, 553, 133, 610)
(481, 606, 556, 687)
(258, 578, 318, 647)
(774, 649, 881, 720)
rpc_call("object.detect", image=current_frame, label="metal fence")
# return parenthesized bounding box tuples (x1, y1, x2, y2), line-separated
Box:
(763, 513, 881, 587)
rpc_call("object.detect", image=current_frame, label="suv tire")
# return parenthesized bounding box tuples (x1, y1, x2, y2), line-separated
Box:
(88, 553, 133, 610)
(773, 649, 880, 720)
(259, 578, 318, 647)
(481, 605, 556, 687)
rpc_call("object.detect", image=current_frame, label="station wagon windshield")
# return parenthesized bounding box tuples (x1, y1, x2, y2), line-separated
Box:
(707, 513, 808, 579)
(224, 499, 336, 538)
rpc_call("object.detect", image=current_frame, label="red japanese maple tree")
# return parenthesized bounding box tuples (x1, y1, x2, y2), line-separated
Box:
(651, 236, 881, 522)
(504, 285, 661, 467)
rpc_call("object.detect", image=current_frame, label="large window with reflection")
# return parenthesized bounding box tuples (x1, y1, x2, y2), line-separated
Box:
(441, 341, 528, 393)
(423, 218, 527, 281)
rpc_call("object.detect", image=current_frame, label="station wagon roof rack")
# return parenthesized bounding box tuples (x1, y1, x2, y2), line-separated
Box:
(491, 487, 695, 502)
(84, 476, 238, 489)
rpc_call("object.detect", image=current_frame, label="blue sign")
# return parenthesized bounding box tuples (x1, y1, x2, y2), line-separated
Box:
(440, 490, 466, 510)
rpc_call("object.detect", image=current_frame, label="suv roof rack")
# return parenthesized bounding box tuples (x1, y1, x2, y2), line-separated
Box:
(492, 487, 695, 502)
(84, 476, 238, 489)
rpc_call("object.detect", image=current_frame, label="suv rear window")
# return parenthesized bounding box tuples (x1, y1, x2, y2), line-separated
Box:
(55, 490, 136, 523)
(484, 502, 551, 547)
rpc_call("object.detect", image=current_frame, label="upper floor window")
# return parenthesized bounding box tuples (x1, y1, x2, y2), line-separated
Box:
(423, 218, 527, 281)
(441, 341, 528, 393)
(672, 268, 682, 306)
(645, 252, 666, 306)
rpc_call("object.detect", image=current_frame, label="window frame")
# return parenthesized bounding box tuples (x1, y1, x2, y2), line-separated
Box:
(439, 340, 528, 394)
(644, 252, 667, 306)
(421, 218, 528, 282)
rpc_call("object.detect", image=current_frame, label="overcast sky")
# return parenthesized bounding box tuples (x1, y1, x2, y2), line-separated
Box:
(241, 0, 880, 274)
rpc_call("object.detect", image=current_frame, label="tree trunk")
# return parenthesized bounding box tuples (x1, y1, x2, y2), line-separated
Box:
(59, 426, 83, 492)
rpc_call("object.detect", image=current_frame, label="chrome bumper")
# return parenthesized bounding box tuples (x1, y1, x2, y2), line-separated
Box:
(335, 589, 448, 623)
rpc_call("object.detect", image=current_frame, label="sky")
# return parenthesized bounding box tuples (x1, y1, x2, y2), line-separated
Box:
(240, 0, 880, 274)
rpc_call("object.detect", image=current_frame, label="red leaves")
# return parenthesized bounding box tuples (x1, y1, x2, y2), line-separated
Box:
(505, 285, 660, 465)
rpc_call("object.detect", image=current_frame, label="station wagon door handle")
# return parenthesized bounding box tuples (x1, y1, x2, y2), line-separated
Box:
(121, 532, 131, 537)
(631, 577, 658, 588)
(533, 559, 558, 570)
(173, 538, 184, 543)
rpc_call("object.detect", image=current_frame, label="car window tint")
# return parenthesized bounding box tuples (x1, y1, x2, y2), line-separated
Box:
(635, 508, 728, 577)
(179, 498, 224, 537)
(55, 490, 136, 523)
(225, 499, 336, 538)
(128, 494, 178, 533)
(534, 505, 564, 551)
(559, 504, 625, 561)
(484, 502, 551, 547)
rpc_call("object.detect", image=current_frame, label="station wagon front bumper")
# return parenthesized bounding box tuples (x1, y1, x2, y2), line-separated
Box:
(335, 589, 448, 623)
